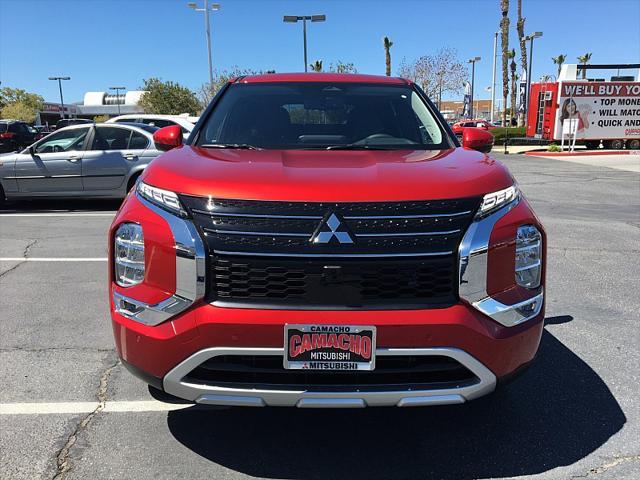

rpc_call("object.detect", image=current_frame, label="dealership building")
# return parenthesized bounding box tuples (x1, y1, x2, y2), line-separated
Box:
(36, 90, 146, 126)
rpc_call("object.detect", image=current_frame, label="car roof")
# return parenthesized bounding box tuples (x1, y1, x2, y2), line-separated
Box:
(235, 72, 411, 85)
(110, 114, 191, 120)
(113, 122, 159, 133)
(53, 122, 151, 134)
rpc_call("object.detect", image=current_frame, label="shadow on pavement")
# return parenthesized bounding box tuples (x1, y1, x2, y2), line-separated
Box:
(166, 326, 625, 480)
(0, 198, 122, 213)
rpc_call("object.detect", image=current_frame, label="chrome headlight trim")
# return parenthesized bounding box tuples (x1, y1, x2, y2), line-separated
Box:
(473, 291, 544, 327)
(137, 180, 188, 218)
(113, 194, 206, 326)
(476, 185, 519, 219)
(459, 196, 544, 327)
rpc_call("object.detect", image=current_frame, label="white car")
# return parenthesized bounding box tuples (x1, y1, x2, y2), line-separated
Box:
(106, 114, 197, 140)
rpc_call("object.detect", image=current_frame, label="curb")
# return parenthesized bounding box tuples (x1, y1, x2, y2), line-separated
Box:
(524, 150, 640, 157)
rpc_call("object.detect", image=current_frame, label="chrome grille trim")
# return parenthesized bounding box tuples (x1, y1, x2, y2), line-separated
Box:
(192, 209, 322, 220)
(206, 228, 461, 238)
(207, 229, 310, 237)
(212, 249, 454, 258)
(356, 229, 461, 237)
(343, 210, 473, 220)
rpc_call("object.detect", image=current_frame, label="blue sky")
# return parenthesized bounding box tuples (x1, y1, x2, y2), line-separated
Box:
(1, 0, 639, 103)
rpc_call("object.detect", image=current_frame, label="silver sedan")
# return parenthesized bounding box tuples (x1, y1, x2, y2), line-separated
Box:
(0, 123, 161, 203)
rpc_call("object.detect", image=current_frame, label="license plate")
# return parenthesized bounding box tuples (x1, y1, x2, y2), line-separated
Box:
(284, 324, 376, 371)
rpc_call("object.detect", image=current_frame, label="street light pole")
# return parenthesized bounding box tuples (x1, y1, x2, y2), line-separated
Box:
(524, 31, 543, 128)
(491, 32, 498, 123)
(467, 57, 481, 119)
(302, 17, 308, 72)
(283, 14, 326, 72)
(48, 76, 70, 119)
(109, 86, 126, 116)
(188, 1, 220, 87)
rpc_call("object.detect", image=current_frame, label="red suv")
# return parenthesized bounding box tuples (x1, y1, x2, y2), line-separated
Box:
(110, 73, 545, 408)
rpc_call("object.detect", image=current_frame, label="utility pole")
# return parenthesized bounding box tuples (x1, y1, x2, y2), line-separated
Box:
(48, 76, 70, 119)
(283, 15, 326, 72)
(188, 1, 220, 87)
(109, 87, 126, 115)
(468, 57, 481, 119)
(524, 31, 543, 127)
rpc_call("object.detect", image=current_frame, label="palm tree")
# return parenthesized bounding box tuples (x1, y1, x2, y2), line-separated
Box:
(552, 54, 567, 78)
(577, 53, 592, 79)
(516, 0, 527, 126)
(383, 36, 393, 76)
(309, 60, 323, 72)
(508, 49, 518, 123)
(500, 0, 510, 126)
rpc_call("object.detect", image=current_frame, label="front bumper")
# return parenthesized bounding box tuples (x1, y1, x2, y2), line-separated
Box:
(112, 299, 544, 407)
(110, 191, 546, 407)
(163, 347, 497, 408)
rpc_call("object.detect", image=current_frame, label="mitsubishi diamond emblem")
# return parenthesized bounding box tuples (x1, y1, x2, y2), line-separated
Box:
(311, 213, 354, 244)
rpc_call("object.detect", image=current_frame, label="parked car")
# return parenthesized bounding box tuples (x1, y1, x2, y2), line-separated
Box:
(55, 118, 93, 129)
(0, 123, 161, 202)
(451, 119, 497, 137)
(0, 120, 38, 153)
(110, 73, 545, 408)
(106, 114, 195, 139)
(33, 125, 54, 141)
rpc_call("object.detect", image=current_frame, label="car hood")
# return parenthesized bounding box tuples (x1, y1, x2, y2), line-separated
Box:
(141, 146, 514, 202)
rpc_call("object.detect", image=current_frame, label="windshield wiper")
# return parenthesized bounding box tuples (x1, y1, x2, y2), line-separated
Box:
(325, 144, 401, 150)
(200, 143, 262, 150)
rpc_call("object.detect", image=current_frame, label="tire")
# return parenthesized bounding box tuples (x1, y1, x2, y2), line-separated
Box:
(0, 184, 5, 207)
(585, 140, 600, 150)
(605, 139, 624, 150)
(627, 139, 640, 150)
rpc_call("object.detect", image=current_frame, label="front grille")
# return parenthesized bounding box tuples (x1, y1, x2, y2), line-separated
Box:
(184, 355, 477, 392)
(212, 256, 456, 308)
(179, 195, 480, 308)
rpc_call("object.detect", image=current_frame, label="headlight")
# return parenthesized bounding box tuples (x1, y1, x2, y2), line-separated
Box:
(137, 180, 187, 217)
(515, 225, 542, 288)
(477, 185, 519, 218)
(114, 223, 144, 287)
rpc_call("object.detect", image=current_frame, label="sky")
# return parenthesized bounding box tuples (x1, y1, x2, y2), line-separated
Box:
(1, 0, 639, 104)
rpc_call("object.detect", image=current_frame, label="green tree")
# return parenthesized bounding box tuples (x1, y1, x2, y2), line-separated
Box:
(139, 78, 201, 115)
(508, 49, 518, 121)
(0, 87, 44, 122)
(93, 114, 109, 123)
(577, 52, 592, 79)
(516, 0, 527, 126)
(1, 102, 38, 123)
(383, 36, 393, 76)
(552, 54, 567, 78)
(0, 87, 44, 111)
(309, 60, 323, 72)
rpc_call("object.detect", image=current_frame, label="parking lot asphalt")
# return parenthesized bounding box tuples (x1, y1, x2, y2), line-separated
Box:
(1, 153, 639, 480)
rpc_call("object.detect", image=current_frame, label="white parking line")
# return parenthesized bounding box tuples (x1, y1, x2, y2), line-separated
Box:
(0, 258, 108, 262)
(0, 401, 194, 415)
(0, 213, 116, 217)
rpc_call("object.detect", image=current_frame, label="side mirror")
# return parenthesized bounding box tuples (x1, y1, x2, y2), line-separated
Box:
(462, 128, 494, 154)
(153, 125, 183, 152)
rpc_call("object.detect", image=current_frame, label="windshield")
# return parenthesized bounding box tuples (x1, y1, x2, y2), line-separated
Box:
(196, 82, 447, 150)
